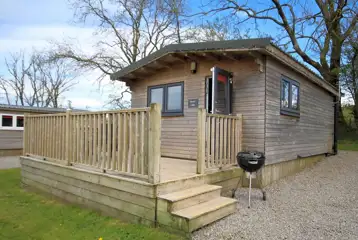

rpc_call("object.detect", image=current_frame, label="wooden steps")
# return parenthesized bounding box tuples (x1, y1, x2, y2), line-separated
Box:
(157, 184, 237, 233)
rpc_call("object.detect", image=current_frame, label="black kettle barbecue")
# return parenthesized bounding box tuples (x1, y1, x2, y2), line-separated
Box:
(234, 151, 266, 208)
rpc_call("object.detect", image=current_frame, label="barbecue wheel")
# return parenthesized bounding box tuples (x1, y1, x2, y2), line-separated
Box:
(262, 191, 267, 201)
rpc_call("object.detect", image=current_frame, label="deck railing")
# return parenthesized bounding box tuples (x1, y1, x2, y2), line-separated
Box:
(197, 109, 243, 173)
(23, 103, 162, 183)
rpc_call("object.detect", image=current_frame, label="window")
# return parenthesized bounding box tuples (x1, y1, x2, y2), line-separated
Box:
(0, 114, 24, 130)
(280, 77, 300, 117)
(148, 82, 184, 116)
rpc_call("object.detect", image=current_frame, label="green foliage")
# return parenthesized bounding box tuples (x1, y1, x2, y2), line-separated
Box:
(0, 169, 182, 240)
(338, 140, 358, 151)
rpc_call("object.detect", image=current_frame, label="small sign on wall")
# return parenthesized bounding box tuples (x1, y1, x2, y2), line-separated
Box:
(188, 99, 199, 108)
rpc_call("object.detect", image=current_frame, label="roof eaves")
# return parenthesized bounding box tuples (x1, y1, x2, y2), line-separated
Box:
(262, 45, 339, 96)
(110, 38, 272, 80)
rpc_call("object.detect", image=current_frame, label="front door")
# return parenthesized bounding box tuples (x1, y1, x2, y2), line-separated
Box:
(206, 67, 233, 114)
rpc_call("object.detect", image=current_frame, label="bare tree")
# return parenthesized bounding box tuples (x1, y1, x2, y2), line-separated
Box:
(0, 51, 78, 108)
(185, 16, 252, 42)
(53, 0, 187, 78)
(194, 0, 357, 87)
(341, 28, 358, 127)
(52, 0, 188, 108)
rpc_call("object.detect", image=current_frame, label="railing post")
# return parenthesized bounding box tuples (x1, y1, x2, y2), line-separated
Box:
(148, 103, 161, 184)
(237, 114, 243, 153)
(65, 110, 72, 166)
(197, 108, 206, 174)
(23, 113, 28, 156)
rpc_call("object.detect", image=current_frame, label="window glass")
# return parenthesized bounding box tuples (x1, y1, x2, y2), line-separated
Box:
(281, 80, 289, 108)
(150, 87, 164, 110)
(2, 115, 13, 127)
(167, 85, 182, 111)
(291, 84, 299, 110)
(16, 116, 24, 127)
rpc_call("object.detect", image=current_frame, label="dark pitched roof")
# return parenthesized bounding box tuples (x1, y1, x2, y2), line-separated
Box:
(110, 38, 271, 80)
(0, 104, 69, 113)
(110, 38, 338, 96)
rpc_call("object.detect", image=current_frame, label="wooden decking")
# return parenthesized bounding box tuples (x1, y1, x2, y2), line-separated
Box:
(160, 158, 197, 182)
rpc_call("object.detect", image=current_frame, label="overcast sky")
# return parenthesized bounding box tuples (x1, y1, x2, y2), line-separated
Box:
(0, 0, 123, 110)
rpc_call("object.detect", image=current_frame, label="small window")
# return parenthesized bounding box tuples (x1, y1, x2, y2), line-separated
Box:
(16, 116, 24, 127)
(0, 114, 24, 130)
(167, 85, 183, 112)
(148, 82, 184, 116)
(280, 78, 300, 117)
(2, 115, 13, 127)
(150, 87, 164, 111)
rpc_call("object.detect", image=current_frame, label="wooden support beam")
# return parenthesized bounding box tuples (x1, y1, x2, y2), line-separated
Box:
(153, 60, 172, 69)
(201, 52, 221, 61)
(184, 53, 203, 62)
(169, 53, 187, 63)
(222, 52, 242, 61)
(248, 51, 264, 73)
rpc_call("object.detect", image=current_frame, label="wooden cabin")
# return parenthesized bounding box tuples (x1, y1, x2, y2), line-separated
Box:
(20, 38, 339, 236)
(0, 104, 67, 156)
(111, 38, 338, 166)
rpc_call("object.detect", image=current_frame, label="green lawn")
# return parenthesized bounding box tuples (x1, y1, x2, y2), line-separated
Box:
(338, 140, 358, 151)
(0, 168, 182, 240)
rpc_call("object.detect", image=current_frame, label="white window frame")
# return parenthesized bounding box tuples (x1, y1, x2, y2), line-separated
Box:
(0, 113, 24, 130)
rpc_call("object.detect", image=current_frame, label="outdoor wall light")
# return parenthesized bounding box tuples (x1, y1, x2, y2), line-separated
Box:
(190, 61, 197, 74)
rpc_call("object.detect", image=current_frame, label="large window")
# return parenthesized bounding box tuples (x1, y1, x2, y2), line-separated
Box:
(280, 77, 300, 117)
(0, 114, 24, 130)
(148, 82, 184, 116)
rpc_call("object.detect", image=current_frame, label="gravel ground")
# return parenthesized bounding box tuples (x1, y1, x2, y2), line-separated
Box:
(193, 151, 358, 240)
(0, 156, 20, 169)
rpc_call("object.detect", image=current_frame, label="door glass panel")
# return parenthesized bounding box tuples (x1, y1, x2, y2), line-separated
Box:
(215, 80, 226, 114)
(167, 85, 182, 111)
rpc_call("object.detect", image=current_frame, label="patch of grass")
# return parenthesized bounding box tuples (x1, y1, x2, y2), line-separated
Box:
(0, 168, 182, 240)
(338, 140, 358, 151)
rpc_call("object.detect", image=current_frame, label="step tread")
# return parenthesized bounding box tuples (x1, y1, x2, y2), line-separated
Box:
(158, 184, 222, 202)
(172, 197, 237, 220)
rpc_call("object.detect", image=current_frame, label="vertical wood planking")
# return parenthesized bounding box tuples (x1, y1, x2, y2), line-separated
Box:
(196, 108, 206, 174)
(210, 116, 215, 168)
(215, 117, 219, 167)
(88, 115, 93, 165)
(65, 111, 71, 165)
(83, 115, 88, 164)
(219, 117, 224, 166)
(93, 114, 98, 166)
(122, 113, 128, 172)
(111, 113, 117, 170)
(101, 113, 106, 169)
(205, 115, 211, 168)
(24, 108, 152, 180)
(128, 113, 133, 173)
(139, 112, 144, 174)
(134, 112, 139, 174)
(117, 113, 123, 171)
(107, 113, 112, 169)
(228, 118, 231, 164)
(223, 118, 227, 165)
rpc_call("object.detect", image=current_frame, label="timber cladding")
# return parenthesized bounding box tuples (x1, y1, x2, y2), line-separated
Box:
(130, 58, 265, 160)
(20, 156, 157, 226)
(265, 56, 334, 165)
(0, 130, 23, 150)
